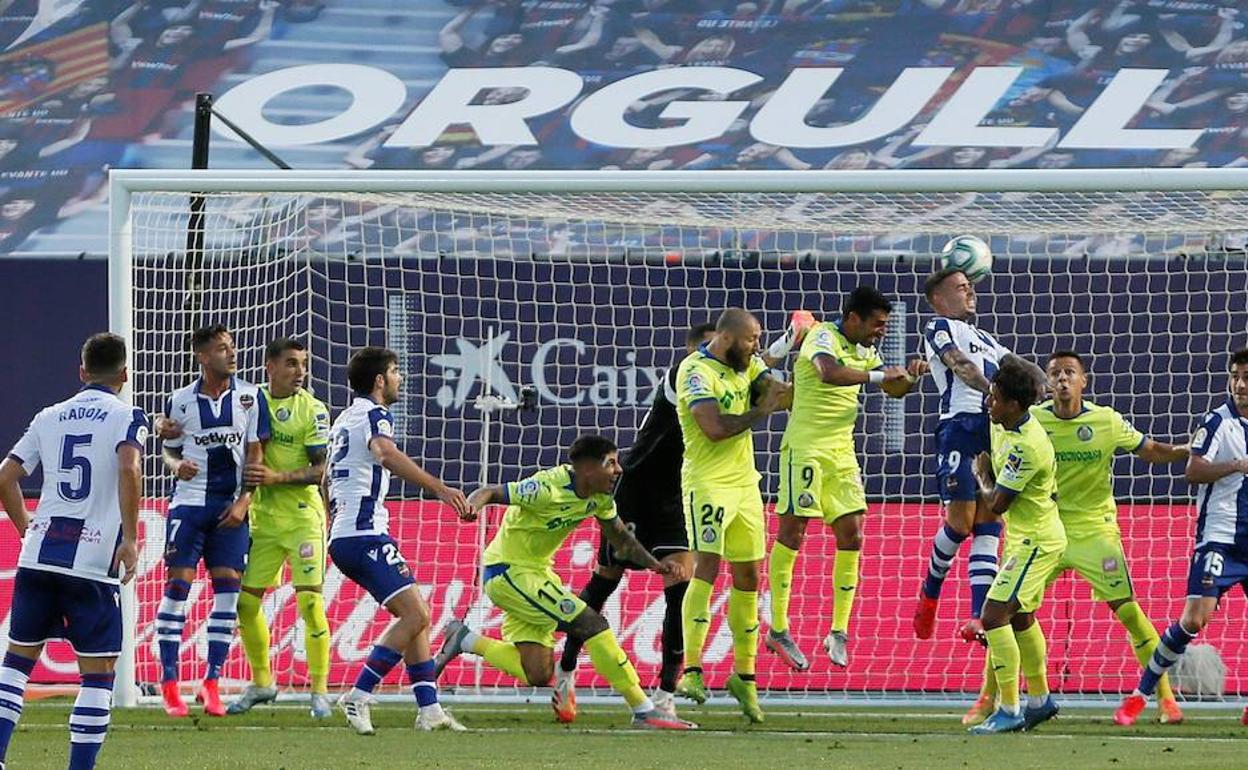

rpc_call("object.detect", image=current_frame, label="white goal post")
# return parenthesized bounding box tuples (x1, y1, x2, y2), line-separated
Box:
(108, 168, 1248, 708)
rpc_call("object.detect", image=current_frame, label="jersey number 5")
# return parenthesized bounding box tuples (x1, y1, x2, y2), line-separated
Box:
(58, 434, 93, 502)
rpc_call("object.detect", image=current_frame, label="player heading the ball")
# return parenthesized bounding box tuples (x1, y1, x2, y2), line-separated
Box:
(914, 267, 1046, 641)
(436, 435, 695, 730)
(768, 287, 926, 672)
(0, 332, 147, 770)
(328, 347, 470, 735)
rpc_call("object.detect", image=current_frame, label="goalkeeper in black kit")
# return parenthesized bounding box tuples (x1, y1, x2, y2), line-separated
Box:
(553, 317, 807, 723)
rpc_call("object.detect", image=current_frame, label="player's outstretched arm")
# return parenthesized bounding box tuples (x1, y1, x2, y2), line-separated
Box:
(245, 447, 328, 487)
(598, 516, 684, 580)
(369, 435, 470, 518)
(880, 358, 928, 398)
(762, 310, 817, 367)
(114, 444, 142, 584)
(690, 380, 789, 442)
(0, 458, 29, 538)
(1134, 439, 1190, 465)
(1185, 454, 1248, 485)
(939, 347, 992, 394)
(464, 486, 505, 522)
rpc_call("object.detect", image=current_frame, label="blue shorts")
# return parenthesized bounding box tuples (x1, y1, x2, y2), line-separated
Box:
(329, 534, 415, 606)
(935, 413, 991, 503)
(1185, 543, 1248, 599)
(165, 500, 249, 571)
(8, 568, 121, 656)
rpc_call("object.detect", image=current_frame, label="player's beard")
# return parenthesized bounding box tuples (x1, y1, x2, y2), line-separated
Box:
(726, 345, 751, 372)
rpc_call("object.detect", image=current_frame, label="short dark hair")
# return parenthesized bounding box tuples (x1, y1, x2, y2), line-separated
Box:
(347, 347, 398, 394)
(81, 332, 126, 377)
(993, 357, 1041, 409)
(568, 434, 617, 464)
(191, 324, 230, 352)
(266, 337, 306, 361)
(1231, 349, 1248, 368)
(923, 268, 960, 301)
(715, 307, 756, 334)
(1047, 350, 1087, 370)
(686, 323, 716, 346)
(844, 285, 893, 321)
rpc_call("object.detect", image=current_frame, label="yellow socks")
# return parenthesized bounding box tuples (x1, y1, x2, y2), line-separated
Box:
(831, 549, 860, 634)
(1116, 601, 1175, 702)
(297, 590, 331, 694)
(1015, 622, 1049, 699)
(584, 629, 646, 709)
(985, 626, 1020, 709)
(681, 578, 714, 671)
(237, 590, 272, 689)
(469, 635, 527, 682)
(979, 651, 999, 700)
(767, 542, 798, 634)
(727, 587, 759, 677)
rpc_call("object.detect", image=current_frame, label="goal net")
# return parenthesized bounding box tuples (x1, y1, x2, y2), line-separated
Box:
(110, 169, 1248, 706)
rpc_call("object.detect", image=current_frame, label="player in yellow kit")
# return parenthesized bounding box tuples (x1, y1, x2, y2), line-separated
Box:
(963, 351, 1189, 726)
(675, 307, 791, 723)
(434, 435, 694, 730)
(228, 339, 333, 718)
(766, 287, 927, 671)
(969, 358, 1065, 735)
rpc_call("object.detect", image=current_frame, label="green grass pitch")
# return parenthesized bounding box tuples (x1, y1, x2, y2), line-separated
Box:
(8, 701, 1248, 769)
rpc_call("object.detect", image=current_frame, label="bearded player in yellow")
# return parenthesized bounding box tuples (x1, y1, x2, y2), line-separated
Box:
(962, 351, 1189, 727)
(766, 287, 927, 671)
(434, 434, 694, 730)
(675, 307, 792, 723)
(228, 339, 333, 718)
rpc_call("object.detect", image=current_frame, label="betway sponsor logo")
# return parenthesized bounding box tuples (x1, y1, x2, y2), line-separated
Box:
(430, 331, 662, 410)
(216, 64, 1202, 151)
(192, 430, 243, 447)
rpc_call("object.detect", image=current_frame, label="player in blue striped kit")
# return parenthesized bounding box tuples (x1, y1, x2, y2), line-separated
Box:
(1115, 349, 1248, 726)
(0, 333, 147, 770)
(155, 325, 270, 718)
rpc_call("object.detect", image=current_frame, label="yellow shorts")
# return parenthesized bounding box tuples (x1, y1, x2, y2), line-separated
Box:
(1047, 533, 1133, 603)
(987, 541, 1064, 614)
(682, 482, 765, 562)
(483, 564, 585, 648)
(242, 524, 326, 590)
(776, 446, 866, 523)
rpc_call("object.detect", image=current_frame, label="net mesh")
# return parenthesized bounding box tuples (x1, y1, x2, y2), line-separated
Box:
(124, 185, 1248, 701)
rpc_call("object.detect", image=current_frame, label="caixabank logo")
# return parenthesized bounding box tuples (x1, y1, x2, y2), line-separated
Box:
(428, 330, 665, 410)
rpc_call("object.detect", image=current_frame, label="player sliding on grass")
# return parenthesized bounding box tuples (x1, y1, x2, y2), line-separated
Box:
(553, 323, 715, 725)
(767, 287, 926, 671)
(1115, 349, 1248, 727)
(435, 434, 695, 730)
(963, 351, 1188, 727)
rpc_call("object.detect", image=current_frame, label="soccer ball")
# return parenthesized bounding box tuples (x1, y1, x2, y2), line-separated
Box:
(939, 235, 993, 283)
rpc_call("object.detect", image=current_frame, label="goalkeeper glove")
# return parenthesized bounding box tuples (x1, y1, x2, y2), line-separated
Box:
(766, 310, 817, 359)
